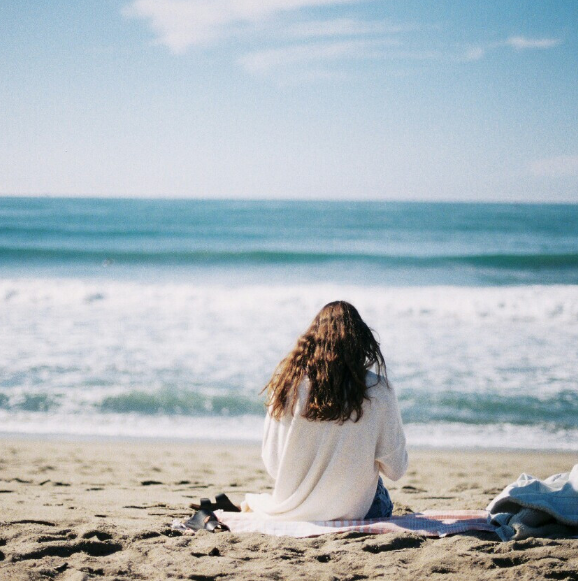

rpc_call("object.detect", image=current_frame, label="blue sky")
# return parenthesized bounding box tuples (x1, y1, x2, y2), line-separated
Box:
(1, 0, 577, 201)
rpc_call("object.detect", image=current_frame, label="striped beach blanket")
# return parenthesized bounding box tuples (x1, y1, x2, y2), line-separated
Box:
(214, 510, 496, 538)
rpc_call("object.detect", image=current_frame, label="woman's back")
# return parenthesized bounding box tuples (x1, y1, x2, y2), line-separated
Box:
(244, 371, 408, 521)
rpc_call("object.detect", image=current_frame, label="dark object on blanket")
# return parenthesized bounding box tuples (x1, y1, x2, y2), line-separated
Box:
(184, 509, 230, 533)
(190, 493, 241, 513)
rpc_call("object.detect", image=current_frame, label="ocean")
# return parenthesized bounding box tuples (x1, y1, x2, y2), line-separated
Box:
(1, 197, 577, 450)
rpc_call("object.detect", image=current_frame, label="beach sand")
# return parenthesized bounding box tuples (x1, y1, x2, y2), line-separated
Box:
(1, 438, 576, 580)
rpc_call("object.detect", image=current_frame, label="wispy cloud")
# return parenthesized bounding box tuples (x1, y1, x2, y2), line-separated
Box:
(238, 39, 443, 78)
(505, 36, 562, 50)
(462, 35, 562, 62)
(285, 18, 423, 39)
(123, 1, 564, 83)
(462, 46, 486, 62)
(239, 39, 402, 74)
(123, 0, 363, 53)
(530, 155, 578, 178)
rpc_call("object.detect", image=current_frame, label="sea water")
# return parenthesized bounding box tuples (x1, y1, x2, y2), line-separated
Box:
(1, 197, 577, 450)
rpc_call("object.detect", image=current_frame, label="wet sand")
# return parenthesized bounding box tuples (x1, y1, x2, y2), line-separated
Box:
(1, 438, 576, 580)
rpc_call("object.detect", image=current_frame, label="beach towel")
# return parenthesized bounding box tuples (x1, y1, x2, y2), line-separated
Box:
(171, 510, 494, 538)
(487, 464, 578, 541)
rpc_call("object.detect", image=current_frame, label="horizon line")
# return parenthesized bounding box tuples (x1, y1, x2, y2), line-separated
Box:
(1, 193, 577, 206)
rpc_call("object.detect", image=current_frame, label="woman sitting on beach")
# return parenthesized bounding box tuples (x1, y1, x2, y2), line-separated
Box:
(243, 301, 408, 521)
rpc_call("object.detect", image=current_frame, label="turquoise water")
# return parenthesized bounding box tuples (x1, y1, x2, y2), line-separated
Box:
(1, 197, 577, 449)
(2, 197, 578, 284)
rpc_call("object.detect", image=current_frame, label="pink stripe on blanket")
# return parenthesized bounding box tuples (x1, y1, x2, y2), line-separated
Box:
(215, 510, 496, 538)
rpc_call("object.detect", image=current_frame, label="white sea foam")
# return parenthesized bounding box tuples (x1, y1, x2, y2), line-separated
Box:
(1, 277, 578, 447)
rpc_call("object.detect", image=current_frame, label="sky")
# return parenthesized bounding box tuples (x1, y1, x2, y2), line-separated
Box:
(1, 0, 577, 202)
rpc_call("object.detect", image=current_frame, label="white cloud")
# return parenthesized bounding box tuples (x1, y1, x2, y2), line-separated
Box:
(239, 39, 380, 74)
(286, 18, 421, 38)
(123, 1, 564, 83)
(462, 46, 485, 61)
(123, 0, 363, 52)
(530, 155, 578, 178)
(459, 36, 562, 63)
(239, 41, 442, 75)
(505, 36, 562, 50)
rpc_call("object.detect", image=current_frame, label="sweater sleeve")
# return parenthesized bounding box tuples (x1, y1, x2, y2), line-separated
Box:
(375, 386, 408, 481)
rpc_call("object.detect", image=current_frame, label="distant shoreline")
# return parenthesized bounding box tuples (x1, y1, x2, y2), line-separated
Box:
(1, 433, 575, 455)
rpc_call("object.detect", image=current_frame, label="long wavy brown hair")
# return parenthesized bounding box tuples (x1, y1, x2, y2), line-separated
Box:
(263, 301, 388, 423)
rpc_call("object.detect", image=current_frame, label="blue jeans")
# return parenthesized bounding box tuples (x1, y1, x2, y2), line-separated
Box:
(364, 476, 393, 519)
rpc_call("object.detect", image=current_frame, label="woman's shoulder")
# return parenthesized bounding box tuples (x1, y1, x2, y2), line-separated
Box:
(365, 371, 397, 403)
(365, 370, 388, 389)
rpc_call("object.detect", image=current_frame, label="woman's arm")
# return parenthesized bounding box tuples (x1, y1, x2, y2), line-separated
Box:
(375, 386, 408, 481)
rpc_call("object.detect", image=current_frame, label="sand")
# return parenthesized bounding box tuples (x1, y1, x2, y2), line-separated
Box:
(0, 438, 576, 581)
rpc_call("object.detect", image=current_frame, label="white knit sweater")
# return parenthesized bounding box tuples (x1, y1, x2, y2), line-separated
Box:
(244, 372, 408, 521)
